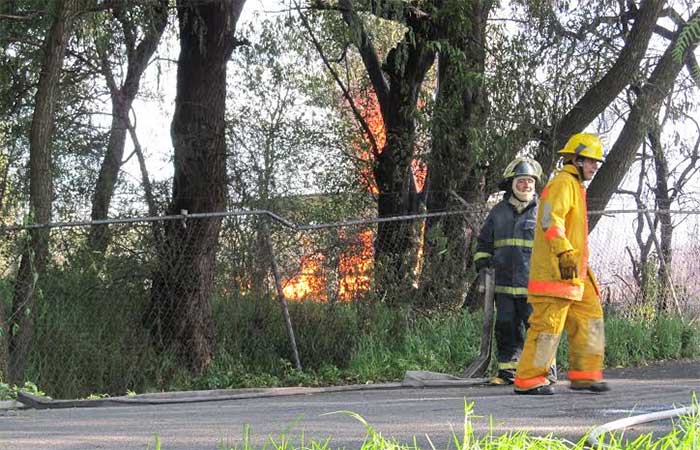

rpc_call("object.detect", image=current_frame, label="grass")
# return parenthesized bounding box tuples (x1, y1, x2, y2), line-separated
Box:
(143, 399, 700, 450)
(1, 263, 699, 400)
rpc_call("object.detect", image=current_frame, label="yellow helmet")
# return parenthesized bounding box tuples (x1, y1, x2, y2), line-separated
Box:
(558, 132, 605, 162)
(502, 157, 543, 183)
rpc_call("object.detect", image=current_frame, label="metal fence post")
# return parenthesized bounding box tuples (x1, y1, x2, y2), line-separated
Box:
(262, 221, 302, 371)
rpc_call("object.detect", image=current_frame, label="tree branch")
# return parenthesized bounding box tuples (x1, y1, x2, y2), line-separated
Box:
(670, 115, 700, 201)
(654, 24, 675, 41)
(310, 0, 430, 24)
(655, 7, 700, 86)
(337, 0, 390, 107)
(588, 8, 700, 229)
(293, 0, 381, 158)
(687, 56, 700, 87)
(550, 0, 665, 153)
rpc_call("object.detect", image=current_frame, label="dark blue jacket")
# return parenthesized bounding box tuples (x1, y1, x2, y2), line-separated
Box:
(474, 196, 537, 297)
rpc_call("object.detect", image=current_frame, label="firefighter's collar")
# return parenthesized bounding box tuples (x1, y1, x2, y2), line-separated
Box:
(561, 164, 583, 183)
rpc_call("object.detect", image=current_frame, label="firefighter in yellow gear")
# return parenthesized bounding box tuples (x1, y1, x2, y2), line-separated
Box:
(514, 132, 610, 395)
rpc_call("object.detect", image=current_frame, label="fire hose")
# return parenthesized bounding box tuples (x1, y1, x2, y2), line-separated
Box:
(587, 403, 699, 448)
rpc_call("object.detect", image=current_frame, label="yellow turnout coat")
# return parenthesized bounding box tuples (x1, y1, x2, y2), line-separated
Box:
(527, 165, 600, 300)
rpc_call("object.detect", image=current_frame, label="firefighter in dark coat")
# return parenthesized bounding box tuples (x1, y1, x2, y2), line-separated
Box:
(473, 157, 543, 385)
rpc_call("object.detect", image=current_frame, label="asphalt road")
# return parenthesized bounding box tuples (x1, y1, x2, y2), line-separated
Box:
(0, 360, 698, 450)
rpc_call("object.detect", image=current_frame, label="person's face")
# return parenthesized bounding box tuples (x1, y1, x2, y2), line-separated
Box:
(580, 158, 601, 181)
(515, 176, 536, 193)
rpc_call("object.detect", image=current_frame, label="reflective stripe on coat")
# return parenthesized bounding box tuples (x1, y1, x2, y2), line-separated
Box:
(527, 165, 600, 301)
(474, 196, 537, 294)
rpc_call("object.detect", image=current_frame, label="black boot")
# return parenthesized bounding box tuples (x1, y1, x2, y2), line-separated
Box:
(569, 381, 610, 392)
(489, 375, 513, 385)
(492, 369, 515, 385)
(514, 385, 554, 395)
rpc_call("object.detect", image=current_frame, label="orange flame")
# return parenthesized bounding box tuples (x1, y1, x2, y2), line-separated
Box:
(350, 91, 426, 194)
(412, 159, 427, 192)
(279, 90, 428, 302)
(338, 229, 374, 300)
(282, 253, 328, 302)
(280, 230, 375, 302)
(352, 93, 383, 195)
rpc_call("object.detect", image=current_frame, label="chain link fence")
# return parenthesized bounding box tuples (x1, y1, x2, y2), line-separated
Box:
(0, 204, 698, 398)
(589, 209, 700, 318)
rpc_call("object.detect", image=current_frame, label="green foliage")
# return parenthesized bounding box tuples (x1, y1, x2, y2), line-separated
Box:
(3, 229, 699, 399)
(638, 260, 661, 311)
(348, 308, 481, 381)
(603, 314, 700, 368)
(0, 380, 44, 401)
(208, 295, 363, 377)
(147, 435, 161, 450)
(27, 251, 156, 398)
(228, 15, 354, 208)
(672, 18, 700, 64)
(0, 226, 162, 399)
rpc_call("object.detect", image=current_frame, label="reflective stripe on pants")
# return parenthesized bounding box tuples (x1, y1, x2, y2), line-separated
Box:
(515, 274, 604, 389)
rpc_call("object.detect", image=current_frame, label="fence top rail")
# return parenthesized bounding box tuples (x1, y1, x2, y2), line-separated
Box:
(0, 207, 694, 233)
(0, 209, 477, 232)
(0, 210, 293, 232)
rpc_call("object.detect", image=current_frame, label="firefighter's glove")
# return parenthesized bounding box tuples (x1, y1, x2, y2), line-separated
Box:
(558, 250, 579, 280)
(475, 257, 492, 272)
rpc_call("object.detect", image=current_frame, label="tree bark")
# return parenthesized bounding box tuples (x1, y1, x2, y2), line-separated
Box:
(147, 0, 246, 375)
(7, 0, 77, 384)
(648, 126, 672, 311)
(338, 0, 436, 301)
(420, 0, 492, 309)
(89, 0, 168, 251)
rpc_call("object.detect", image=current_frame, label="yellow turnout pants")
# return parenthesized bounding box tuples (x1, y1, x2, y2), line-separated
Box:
(514, 275, 605, 390)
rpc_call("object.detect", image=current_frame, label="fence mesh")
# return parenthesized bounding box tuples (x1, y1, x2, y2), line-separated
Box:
(0, 205, 698, 398)
(589, 210, 700, 317)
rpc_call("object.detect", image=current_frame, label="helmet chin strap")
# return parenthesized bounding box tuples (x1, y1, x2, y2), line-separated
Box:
(574, 157, 585, 180)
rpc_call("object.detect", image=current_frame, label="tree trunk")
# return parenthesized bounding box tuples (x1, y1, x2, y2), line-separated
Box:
(89, 97, 129, 249)
(339, 1, 436, 302)
(588, 13, 700, 228)
(649, 126, 673, 311)
(372, 127, 421, 286)
(372, 81, 432, 303)
(420, 0, 492, 309)
(7, 0, 76, 384)
(129, 123, 162, 245)
(147, 0, 246, 376)
(89, 0, 168, 251)
(536, 0, 665, 173)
